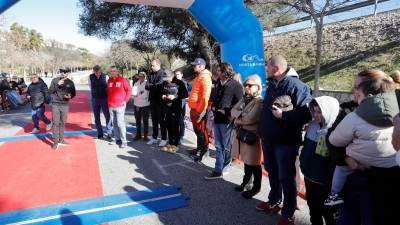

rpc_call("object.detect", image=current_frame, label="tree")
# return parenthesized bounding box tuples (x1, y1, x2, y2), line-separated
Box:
(78, 0, 294, 67)
(78, 0, 219, 66)
(250, 0, 359, 95)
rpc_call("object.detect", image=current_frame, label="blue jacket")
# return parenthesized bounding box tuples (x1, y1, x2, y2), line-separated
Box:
(259, 75, 312, 146)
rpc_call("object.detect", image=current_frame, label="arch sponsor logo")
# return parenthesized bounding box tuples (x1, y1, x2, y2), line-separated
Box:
(239, 54, 264, 67)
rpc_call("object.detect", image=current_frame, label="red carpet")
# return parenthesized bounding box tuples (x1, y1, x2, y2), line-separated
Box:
(0, 91, 103, 212)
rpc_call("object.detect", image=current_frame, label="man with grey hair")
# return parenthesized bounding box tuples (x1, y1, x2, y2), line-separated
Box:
(258, 55, 312, 225)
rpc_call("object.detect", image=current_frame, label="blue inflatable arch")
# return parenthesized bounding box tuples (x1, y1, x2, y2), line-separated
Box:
(0, 0, 266, 80)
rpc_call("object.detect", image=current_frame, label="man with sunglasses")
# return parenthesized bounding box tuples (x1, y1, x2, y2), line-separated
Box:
(49, 67, 76, 150)
(27, 74, 51, 134)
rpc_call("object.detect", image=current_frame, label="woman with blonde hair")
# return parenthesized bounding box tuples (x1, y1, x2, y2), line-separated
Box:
(231, 74, 263, 199)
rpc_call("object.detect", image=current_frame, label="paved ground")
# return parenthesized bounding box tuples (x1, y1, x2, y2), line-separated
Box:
(0, 81, 312, 225)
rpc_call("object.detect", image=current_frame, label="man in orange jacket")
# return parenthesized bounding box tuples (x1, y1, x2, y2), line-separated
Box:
(188, 58, 212, 162)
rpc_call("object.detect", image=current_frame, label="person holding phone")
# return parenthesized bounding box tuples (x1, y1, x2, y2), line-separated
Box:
(49, 67, 76, 150)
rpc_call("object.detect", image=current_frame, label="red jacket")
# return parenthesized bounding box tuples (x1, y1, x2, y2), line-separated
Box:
(107, 75, 132, 108)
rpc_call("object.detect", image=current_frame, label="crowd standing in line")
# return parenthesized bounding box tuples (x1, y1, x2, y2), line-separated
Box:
(8, 54, 399, 225)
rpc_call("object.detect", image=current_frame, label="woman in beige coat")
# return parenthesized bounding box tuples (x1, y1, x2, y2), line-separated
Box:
(231, 75, 263, 199)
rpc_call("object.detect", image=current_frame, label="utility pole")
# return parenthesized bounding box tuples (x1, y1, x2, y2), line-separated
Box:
(374, 0, 379, 16)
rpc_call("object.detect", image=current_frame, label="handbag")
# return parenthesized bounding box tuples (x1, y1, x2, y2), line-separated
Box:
(236, 127, 257, 145)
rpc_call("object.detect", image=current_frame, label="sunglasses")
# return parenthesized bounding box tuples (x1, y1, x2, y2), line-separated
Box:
(244, 83, 257, 88)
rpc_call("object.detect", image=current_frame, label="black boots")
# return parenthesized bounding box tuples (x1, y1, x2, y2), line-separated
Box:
(193, 149, 208, 162)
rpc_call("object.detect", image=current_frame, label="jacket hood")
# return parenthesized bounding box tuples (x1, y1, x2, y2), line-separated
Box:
(356, 92, 400, 127)
(286, 67, 299, 78)
(310, 96, 340, 129)
(199, 69, 212, 78)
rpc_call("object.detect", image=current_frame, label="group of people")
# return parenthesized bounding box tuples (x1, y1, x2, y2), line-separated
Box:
(19, 54, 400, 225)
(0, 74, 27, 111)
(24, 67, 76, 150)
(176, 55, 400, 225)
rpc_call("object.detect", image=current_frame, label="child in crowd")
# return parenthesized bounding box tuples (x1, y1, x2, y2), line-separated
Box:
(300, 96, 340, 225)
(160, 70, 188, 153)
(326, 75, 399, 206)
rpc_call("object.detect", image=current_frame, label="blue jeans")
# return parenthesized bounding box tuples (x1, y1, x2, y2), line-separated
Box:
(214, 123, 233, 173)
(92, 98, 112, 137)
(263, 142, 298, 218)
(109, 106, 127, 144)
(32, 106, 51, 129)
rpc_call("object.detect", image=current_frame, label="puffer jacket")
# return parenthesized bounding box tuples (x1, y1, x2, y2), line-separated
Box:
(300, 96, 340, 185)
(188, 69, 212, 113)
(329, 92, 399, 168)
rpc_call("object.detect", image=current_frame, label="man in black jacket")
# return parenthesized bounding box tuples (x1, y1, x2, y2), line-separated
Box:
(145, 59, 168, 147)
(49, 67, 76, 150)
(89, 65, 112, 139)
(27, 74, 52, 134)
(205, 62, 243, 179)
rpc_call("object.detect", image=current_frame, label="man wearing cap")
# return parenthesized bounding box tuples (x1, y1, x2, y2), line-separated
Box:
(49, 67, 76, 150)
(89, 65, 112, 140)
(145, 59, 168, 147)
(107, 66, 132, 148)
(188, 58, 212, 162)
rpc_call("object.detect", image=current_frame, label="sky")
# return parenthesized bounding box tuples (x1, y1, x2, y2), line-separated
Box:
(1, 0, 399, 54)
(2, 0, 111, 55)
(273, 0, 400, 34)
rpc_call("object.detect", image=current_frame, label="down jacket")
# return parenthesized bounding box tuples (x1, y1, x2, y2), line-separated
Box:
(188, 69, 212, 113)
(329, 92, 399, 168)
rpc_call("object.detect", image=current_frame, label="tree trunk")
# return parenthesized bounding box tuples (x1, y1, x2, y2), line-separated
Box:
(313, 19, 323, 96)
(187, 14, 217, 67)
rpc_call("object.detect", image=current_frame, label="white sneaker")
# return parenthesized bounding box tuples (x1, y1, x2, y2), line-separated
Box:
(30, 128, 40, 134)
(146, 138, 157, 145)
(45, 122, 52, 131)
(158, 140, 168, 147)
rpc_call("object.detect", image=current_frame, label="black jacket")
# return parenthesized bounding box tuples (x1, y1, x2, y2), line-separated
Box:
(326, 100, 358, 166)
(213, 78, 244, 124)
(145, 69, 165, 104)
(27, 80, 50, 109)
(89, 73, 108, 99)
(49, 77, 76, 105)
(161, 78, 189, 114)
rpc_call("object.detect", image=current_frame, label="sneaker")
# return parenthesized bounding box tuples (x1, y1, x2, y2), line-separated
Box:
(96, 135, 104, 139)
(30, 128, 40, 134)
(158, 139, 168, 147)
(168, 145, 178, 153)
(324, 193, 344, 206)
(120, 143, 127, 149)
(161, 144, 172, 152)
(256, 201, 282, 214)
(105, 134, 112, 141)
(52, 142, 59, 150)
(204, 171, 223, 180)
(59, 140, 70, 146)
(45, 122, 52, 131)
(276, 216, 295, 225)
(242, 188, 260, 199)
(146, 138, 157, 145)
(235, 184, 246, 192)
(187, 149, 198, 156)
